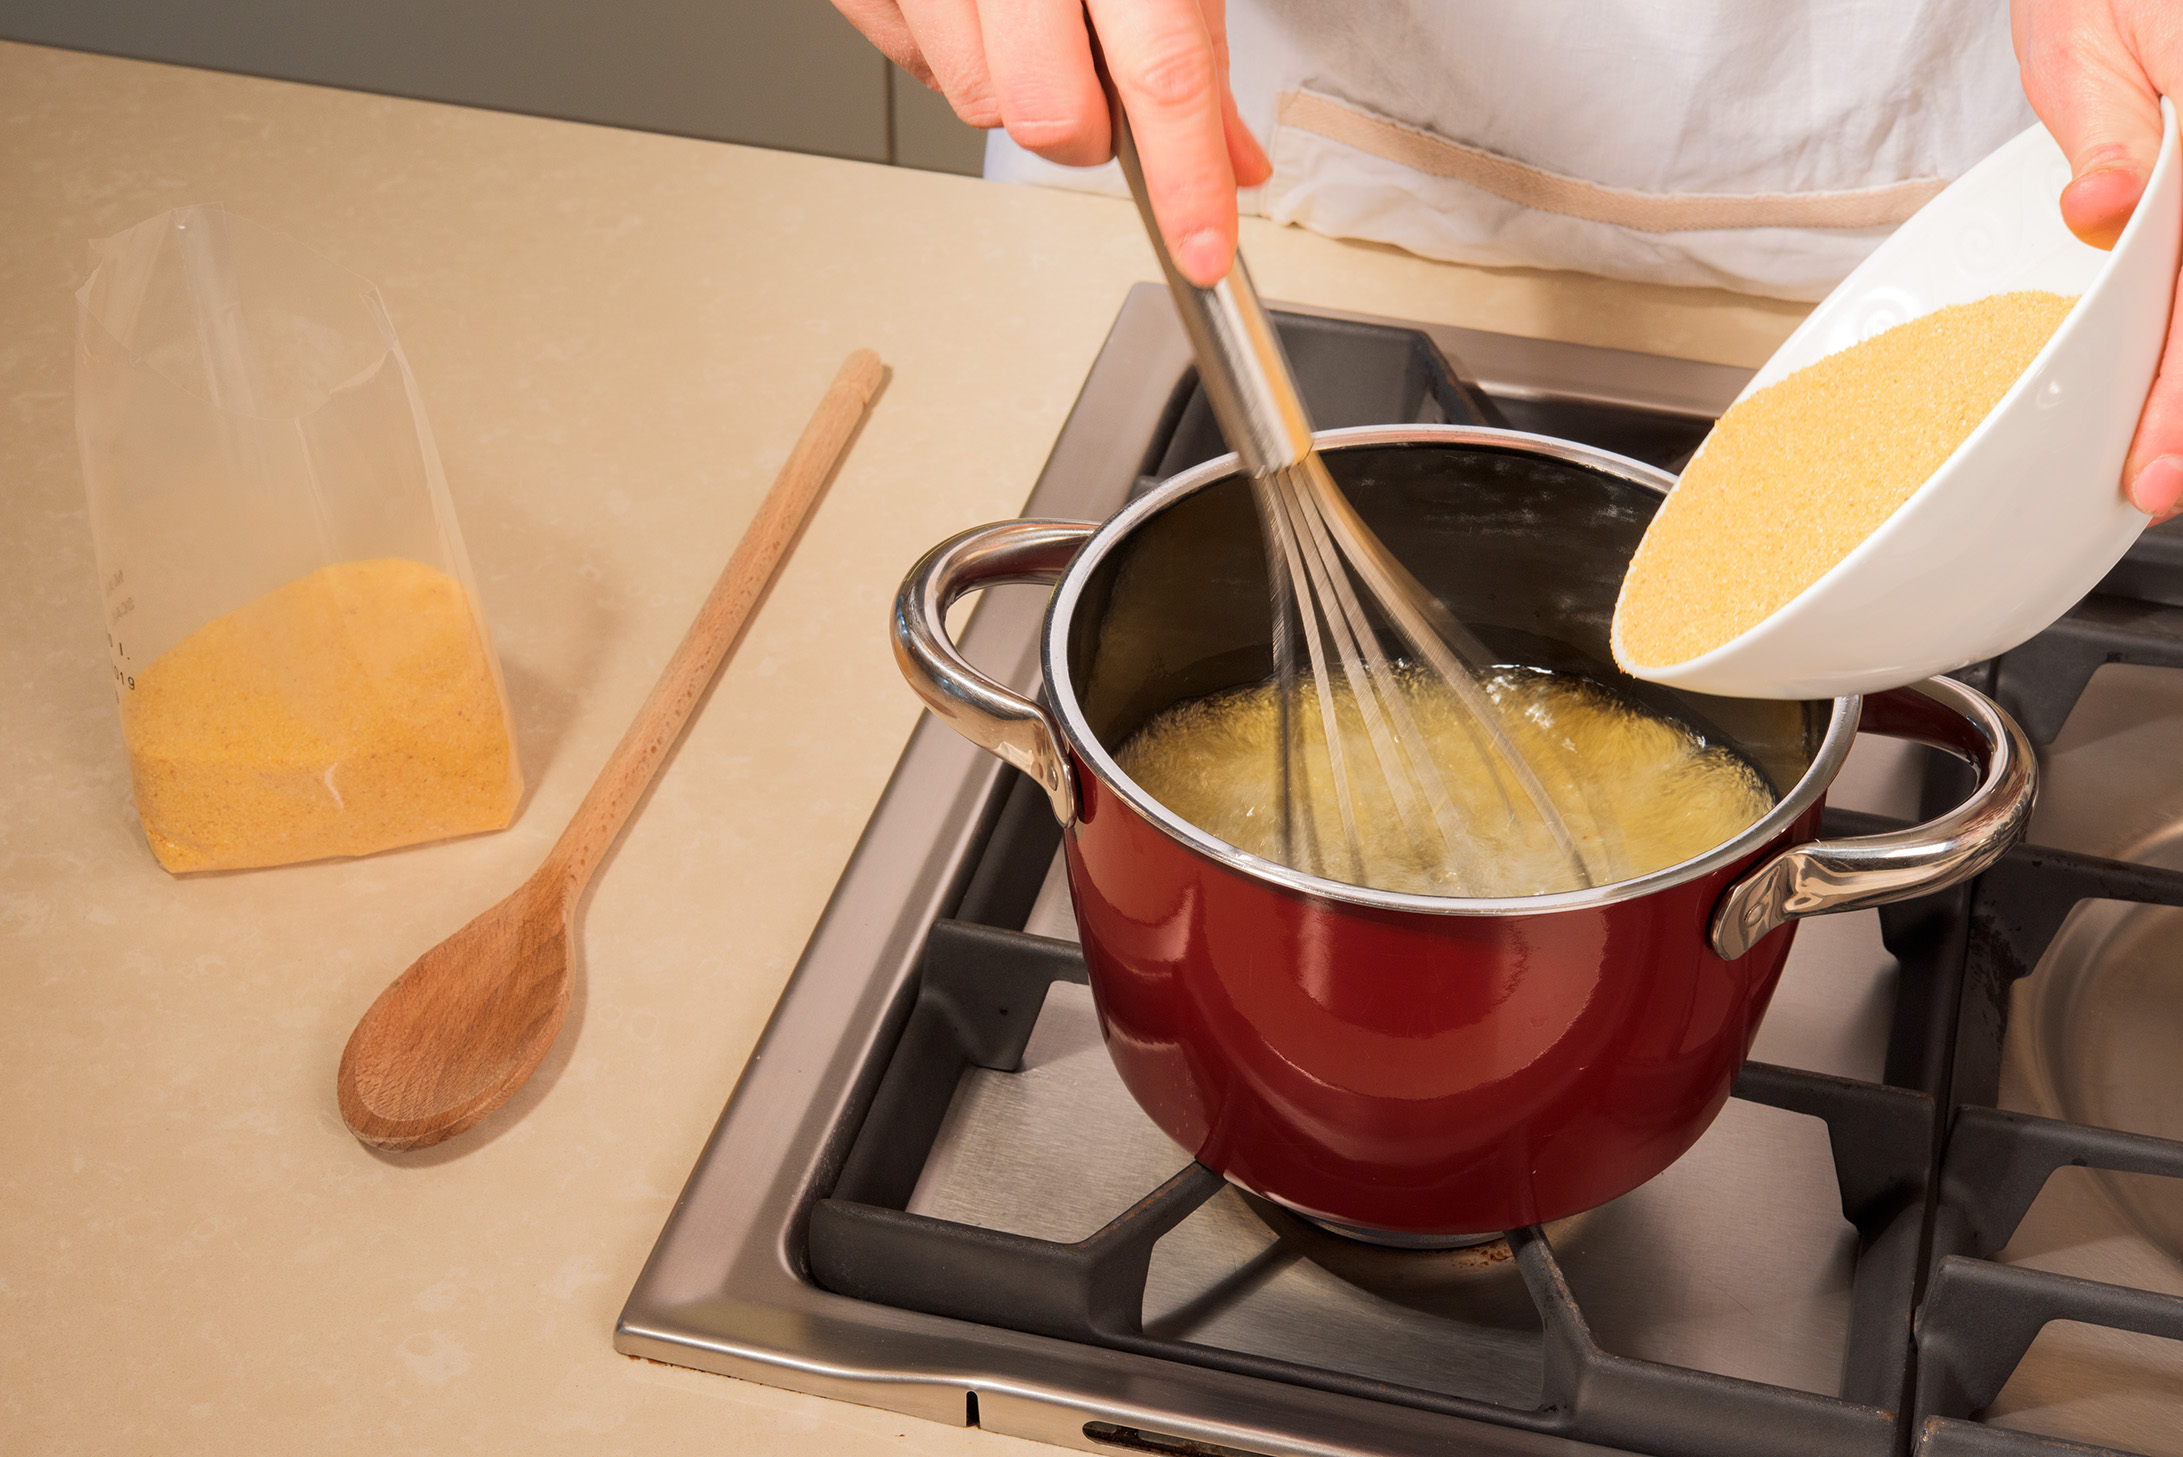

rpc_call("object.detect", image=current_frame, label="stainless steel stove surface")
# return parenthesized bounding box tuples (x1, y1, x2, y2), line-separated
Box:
(618, 284, 2183, 1457)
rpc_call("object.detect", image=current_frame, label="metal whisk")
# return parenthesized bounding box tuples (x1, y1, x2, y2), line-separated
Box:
(1108, 102, 1592, 894)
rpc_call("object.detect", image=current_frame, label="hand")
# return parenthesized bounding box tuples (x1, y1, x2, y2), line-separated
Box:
(830, 0, 1271, 286)
(2015, 0, 2183, 521)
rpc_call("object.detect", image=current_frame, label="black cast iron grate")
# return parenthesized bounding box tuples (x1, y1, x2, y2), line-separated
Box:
(805, 757, 2183, 1457)
(808, 915, 1934, 1457)
(799, 312, 2183, 1457)
(1900, 840, 2183, 1455)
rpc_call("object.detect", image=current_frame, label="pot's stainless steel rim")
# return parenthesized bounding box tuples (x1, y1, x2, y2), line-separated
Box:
(1038, 423, 1863, 919)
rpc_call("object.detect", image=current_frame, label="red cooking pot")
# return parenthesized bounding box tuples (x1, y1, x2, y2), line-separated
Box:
(894, 426, 2033, 1237)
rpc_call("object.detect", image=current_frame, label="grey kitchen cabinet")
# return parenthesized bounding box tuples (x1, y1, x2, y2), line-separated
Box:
(891, 61, 990, 176)
(0, 0, 990, 175)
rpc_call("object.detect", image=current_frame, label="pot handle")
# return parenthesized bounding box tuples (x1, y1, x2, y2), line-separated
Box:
(1710, 677, 2036, 960)
(893, 518, 1098, 825)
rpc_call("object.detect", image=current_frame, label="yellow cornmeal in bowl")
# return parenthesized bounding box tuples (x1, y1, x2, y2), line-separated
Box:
(122, 558, 522, 872)
(1614, 291, 2075, 670)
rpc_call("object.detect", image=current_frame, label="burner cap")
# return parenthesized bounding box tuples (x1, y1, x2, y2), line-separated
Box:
(1294, 1213, 1503, 1251)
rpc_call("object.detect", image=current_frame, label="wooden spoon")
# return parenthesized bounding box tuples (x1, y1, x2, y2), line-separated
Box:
(337, 349, 885, 1151)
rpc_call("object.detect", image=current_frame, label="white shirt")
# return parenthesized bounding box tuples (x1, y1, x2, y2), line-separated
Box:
(985, 0, 2034, 299)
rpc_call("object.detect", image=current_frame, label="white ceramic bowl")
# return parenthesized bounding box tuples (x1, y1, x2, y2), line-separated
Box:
(1619, 99, 2181, 700)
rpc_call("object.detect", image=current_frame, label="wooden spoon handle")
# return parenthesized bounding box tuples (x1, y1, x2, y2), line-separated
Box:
(543, 349, 884, 897)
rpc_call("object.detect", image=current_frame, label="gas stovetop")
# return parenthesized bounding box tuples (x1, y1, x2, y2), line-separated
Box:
(619, 283, 2183, 1457)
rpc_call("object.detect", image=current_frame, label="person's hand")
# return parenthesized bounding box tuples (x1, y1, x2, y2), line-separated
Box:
(2015, 0, 2183, 521)
(830, 0, 1270, 286)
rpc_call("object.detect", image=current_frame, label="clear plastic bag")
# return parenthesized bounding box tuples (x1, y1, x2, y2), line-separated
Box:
(75, 204, 522, 873)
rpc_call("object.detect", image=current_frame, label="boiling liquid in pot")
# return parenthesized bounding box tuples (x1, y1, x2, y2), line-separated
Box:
(1114, 665, 1776, 897)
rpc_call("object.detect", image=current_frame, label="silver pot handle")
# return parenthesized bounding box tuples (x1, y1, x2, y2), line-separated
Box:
(893, 518, 1097, 825)
(1711, 677, 2036, 960)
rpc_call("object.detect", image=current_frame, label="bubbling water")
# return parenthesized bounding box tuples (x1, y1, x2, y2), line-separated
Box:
(1112, 665, 1777, 898)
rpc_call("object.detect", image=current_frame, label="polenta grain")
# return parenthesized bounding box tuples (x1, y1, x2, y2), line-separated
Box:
(122, 558, 522, 872)
(1614, 291, 2074, 669)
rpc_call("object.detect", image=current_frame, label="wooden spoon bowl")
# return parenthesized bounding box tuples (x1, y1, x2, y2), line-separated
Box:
(338, 871, 571, 1149)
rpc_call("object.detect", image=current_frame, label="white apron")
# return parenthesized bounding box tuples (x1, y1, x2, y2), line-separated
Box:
(985, 0, 2034, 300)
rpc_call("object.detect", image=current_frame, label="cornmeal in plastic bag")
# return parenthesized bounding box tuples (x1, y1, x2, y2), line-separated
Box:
(122, 558, 522, 872)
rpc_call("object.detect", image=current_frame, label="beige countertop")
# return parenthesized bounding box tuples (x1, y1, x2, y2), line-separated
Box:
(0, 40, 1806, 1455)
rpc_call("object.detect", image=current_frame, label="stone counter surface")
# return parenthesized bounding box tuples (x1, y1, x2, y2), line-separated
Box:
(0, 40, 1805, 1455)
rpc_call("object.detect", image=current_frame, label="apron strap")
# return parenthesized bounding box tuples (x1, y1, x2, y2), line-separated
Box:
(1278, 89, 1951, 234)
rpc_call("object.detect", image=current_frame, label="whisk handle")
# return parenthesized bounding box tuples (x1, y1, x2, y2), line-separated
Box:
(1105, 64, 1313, 475)
(893, 518, 1093, 826)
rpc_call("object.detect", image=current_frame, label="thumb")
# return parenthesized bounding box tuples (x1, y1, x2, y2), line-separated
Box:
(2015, 0, 2164, 249)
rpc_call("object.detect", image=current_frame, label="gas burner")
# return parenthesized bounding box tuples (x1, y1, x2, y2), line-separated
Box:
(1287, 1216, 1505, 1251)
(621, 285, 2183, 1457)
